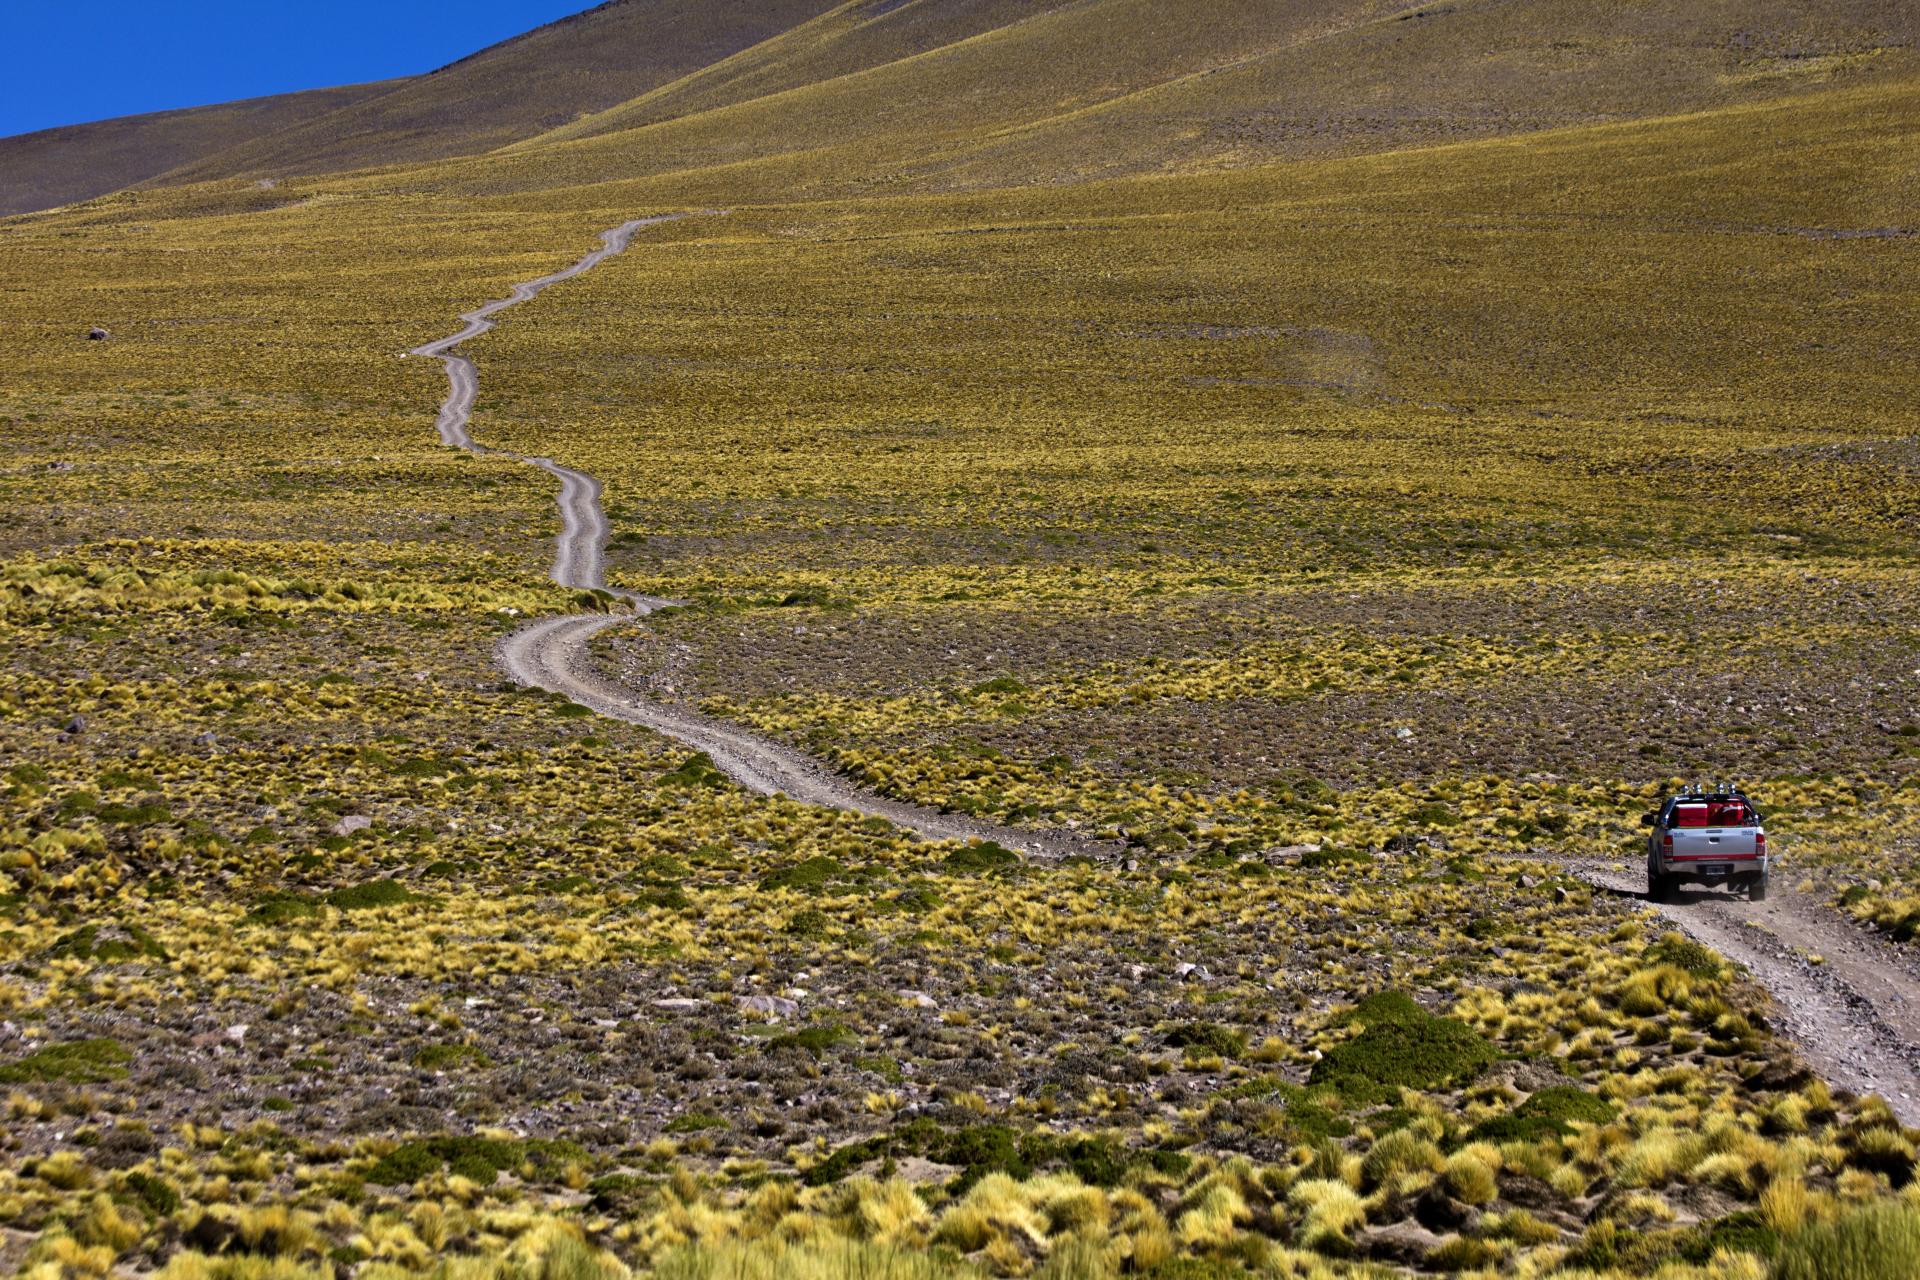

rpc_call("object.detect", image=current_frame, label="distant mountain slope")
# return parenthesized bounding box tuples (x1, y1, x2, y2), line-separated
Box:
(5, 0, 1914, 217)
(519, 0, 1088, 145)
(151, 0, 842, 187)
(425, 0, 1920, 199)
(0, 0, 842, 216)
(0, 82, 388, 217)
(927, 0, 1920, 184)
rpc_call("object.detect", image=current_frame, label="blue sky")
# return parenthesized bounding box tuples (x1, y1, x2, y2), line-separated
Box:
(0, 1, 593, 138)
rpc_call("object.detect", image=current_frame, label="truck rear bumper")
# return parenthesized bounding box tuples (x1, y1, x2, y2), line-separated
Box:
(1661, 856, 1767, 881)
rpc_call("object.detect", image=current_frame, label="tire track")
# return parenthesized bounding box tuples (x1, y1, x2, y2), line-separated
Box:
(415, 216, 1114, 860)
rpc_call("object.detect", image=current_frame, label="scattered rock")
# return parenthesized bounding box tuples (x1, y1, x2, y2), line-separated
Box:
(329, 815, 372, 837)
(1412, 1185, 1477, 1233)
(895, 989, 938, 1009)
(1750, 1057, 1814, 1093)
(1173, 962, 1212, 981)
(652, 999, 701, 1012)
(86, 327, 109, 341)
(62, 715, 86, 736)
(740, 994, 799, 1018)
(1499, 1170, 1573, 1217)
(1361, 1220, 1448, 1266)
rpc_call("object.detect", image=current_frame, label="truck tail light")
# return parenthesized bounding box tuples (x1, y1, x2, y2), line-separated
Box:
(1755, 831, 1766, 856)
(1661, 833, 1673, 850)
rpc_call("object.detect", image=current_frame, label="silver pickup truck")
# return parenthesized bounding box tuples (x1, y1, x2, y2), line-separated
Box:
(1642, 786, 1769, 903)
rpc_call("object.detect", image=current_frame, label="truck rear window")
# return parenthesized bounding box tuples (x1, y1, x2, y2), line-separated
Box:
(1672, 801, 1752, 827)
(1673, 803, 1711, 828)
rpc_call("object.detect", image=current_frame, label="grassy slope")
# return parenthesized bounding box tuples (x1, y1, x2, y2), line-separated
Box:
(0, 82, 390, 217)
(515, 0, 1093, 142)
(500, 0, 1918, 195)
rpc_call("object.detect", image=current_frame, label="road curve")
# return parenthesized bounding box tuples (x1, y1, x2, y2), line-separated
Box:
(499, 613, 1114, 857)
(416, 216, 1113, 859)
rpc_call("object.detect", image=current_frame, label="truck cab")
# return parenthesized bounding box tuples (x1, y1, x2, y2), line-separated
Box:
(1642, 786, 1769, 904)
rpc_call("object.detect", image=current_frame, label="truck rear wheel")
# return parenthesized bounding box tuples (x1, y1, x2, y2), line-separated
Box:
(1748, 874, 1769, 903)
(1649, 869, 1675, 904)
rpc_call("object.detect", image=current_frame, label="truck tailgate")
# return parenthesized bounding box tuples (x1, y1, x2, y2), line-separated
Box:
(1670, 827, 1761, 860)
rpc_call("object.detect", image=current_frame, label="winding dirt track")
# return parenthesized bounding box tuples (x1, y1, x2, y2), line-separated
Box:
(418, 218, 1920, 1105)
(1576, 860, 1920, 1126)
(410, 216, 685, 608)
(414, 215, 1113, 860)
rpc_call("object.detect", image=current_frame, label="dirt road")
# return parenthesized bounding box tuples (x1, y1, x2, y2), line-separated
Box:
(415, 216, 1112, 859)
(410, 216, 692, 606)
(499, 613, 1115, 857)
(1579, 859, 1920, 1126)
(419, 217, 1920, 1109)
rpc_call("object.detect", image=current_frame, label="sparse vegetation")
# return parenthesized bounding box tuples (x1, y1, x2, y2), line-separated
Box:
(1, 4, 1916, 1276)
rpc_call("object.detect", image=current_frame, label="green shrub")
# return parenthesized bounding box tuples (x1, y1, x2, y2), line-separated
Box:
(0, 1038, 131, 1084)
(759, 857, 845, 892)
(1468, 1086, 1616, 1144)
(784, 908, 832, 938)
(96, 801, 169, 825)
(243, 893, 321, 925)
(662, 752, 730, 789)
(1310, 993, 1496, 1104)
(390, 755, 461, 778)
(45, 923, 166, 962)
(944, 841, 1019, 873)
(365, 1136, 522, 1187)
(805, 1119, 1124, 1193)
(1165, 1022, 1247, 1058)
(412, 1043, 491, 1070)
(1299, 845, 1367, 868)
(768, 1024, 849, 1057)
(892, 881, 942, 913)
